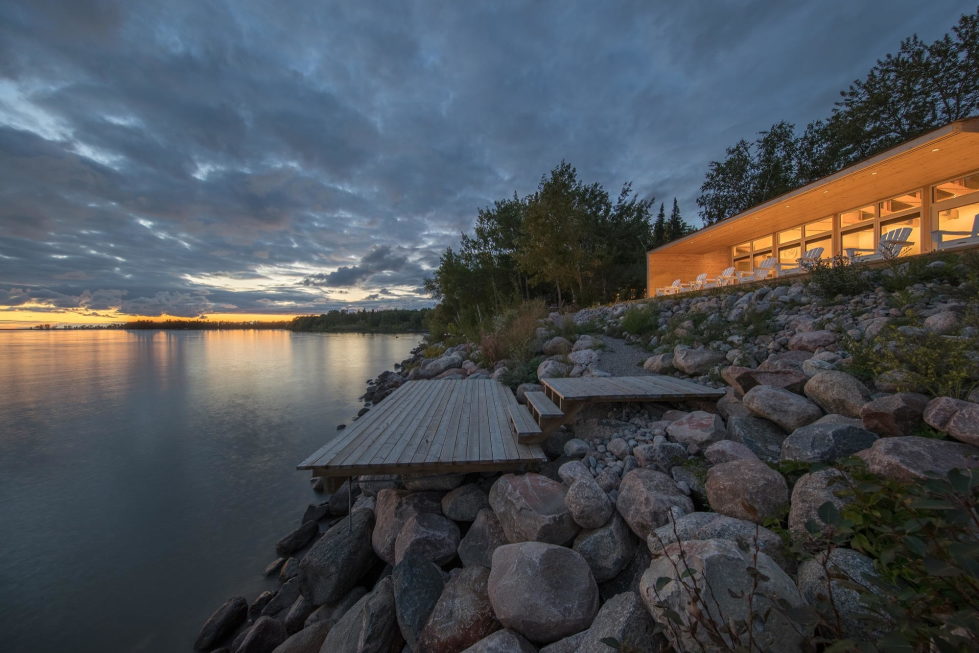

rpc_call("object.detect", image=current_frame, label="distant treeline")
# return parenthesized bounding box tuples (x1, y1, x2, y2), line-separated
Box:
(124, 320, 290, 330)
(289, 309, 430, 333)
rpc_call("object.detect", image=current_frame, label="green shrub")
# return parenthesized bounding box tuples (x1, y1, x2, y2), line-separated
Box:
(803, 254, 872, 299)
(843, 326, 979, 399)
(620, 303, 661, 337)
(814, 461, 979, 651)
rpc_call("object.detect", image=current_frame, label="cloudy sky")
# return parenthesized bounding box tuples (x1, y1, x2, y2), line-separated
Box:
(0, 0, 967, 326)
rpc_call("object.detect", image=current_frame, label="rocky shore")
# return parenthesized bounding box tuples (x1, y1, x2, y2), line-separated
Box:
(195, 256, 979, 652)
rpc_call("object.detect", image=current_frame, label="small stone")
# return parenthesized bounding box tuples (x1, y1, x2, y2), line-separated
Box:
(788, 329, 837, 351)
(608, 437, 631, 459)
(563, 438, 590, 457)
(673, 347, 726, 375)
(923, 310, 958, 334)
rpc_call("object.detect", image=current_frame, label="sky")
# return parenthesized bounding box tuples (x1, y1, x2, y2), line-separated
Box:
(0, 0, 970, 327)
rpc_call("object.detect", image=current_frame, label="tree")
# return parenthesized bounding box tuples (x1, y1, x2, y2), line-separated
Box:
(666, 198, 688, 241)
(652, 202, 666, 247)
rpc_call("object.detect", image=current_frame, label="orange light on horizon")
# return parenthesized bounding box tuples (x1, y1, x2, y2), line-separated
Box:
(0, 306, 302, 329)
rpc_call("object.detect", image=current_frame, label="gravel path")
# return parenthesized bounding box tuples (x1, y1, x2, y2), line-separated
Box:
(595, 335, 651, 376)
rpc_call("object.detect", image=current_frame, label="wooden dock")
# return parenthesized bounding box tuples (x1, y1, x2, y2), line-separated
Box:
(541, 375, 725, 408)
(298, 379, 547, 478)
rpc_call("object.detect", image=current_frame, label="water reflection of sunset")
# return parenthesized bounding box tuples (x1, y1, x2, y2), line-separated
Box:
(0, 307, 299, 329)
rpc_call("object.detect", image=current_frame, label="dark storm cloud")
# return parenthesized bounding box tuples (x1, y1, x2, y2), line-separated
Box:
(0, 0, 962, 319)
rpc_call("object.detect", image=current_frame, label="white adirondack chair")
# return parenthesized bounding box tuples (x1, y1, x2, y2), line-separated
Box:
(657, 279, 682, 296)
(737, 257, 778, 282)
(847, 227, 913, 261)
(932, 214, 979, 250)
(715, 266, 738, 286)
(780, 247, 825, 275)
(682, 273, 710, 291)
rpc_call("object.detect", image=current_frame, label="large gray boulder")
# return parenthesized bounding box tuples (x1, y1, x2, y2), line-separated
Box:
(543, 336, 573, 356)
(417, 566, 500, 652)
(804, 371, 872, 418)
(779, 421, 878, 464)
(441, 484, 490, 522)
(319, 576, 401, 653)
(727, 415, 787, 463)
(194, 596, 248, 650)
(392, 556, 444, 651)
(488, 542, 599, 644)
(723, 366, 808, 396)
(394, 512, 460, 566)
(537, 359, 570, 380)
(564, 477, 614, 529)
(236, 616, 287, 653)
(706, 459, 788, 523)
(647, 512, 788, 571)
(461, 629, 537, 653)
(855, 436, 979, 481)
(419, 353, 465, 379)
(788, 329, 837, 352)
(797, 548, 892, 640)
(743, 385, 823, 432)
(665, 411, 727, 451)
(574, 591, 661, 653)
(643, 353, 675, 374)
(298, 509, 377, 606)
(640, 538, 813, 652)
(270, 621, 330, 653)
(788, 468, 851, 544)
(860, 392, 929, 437)
(616, 468, 694, 540)
(674, 347, 726, 375)
(371, 489, 442, 565)
(924, 396, 979, 447)
(303, 587, 366, 629)
(458, 508, 508, 568)
(572, 513, 638, 582)
(598, 546, 652, 603)
(488, 473, 578, 545)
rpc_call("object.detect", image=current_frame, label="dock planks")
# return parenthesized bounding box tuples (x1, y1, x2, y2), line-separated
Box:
(542, 375, 725, 405)
(298, 379, 547, 478)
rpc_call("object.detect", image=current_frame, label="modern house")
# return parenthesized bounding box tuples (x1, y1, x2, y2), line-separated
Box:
(646, 117, 979, 295)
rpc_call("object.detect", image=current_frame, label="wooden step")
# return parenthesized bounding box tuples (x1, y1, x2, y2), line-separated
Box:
(506, 403, 543, 443)
(524, 391, 563, 422)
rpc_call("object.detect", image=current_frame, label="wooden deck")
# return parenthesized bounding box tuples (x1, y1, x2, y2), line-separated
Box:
(542, 375, 725, 409)
(298, 379, 547, 478)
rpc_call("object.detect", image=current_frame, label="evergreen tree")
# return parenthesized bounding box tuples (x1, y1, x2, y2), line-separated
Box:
(652, 202, 666, 247)
(666, 198, 687, 242)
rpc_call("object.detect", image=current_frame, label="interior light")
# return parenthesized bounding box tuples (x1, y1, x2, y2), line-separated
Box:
(932, 148, 941, 152)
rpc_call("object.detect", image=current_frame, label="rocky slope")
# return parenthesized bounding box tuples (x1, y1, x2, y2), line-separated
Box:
(196, 256, 979, 652)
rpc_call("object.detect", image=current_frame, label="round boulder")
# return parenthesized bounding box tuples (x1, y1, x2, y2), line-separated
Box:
(706, 459, 788, 523)
(615, 468, 694, 540)
(803, 371, 872, 418)
(743, 385, 823, 432)
(565, 477, 614, 529)
(488, 542, 599, 643)
(488, 473, 578, 545)
(394, 512, 461, 566)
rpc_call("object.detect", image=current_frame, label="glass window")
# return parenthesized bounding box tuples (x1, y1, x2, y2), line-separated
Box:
(752, 251, 772, 268)
(778, 226, 802, 244)
(804, 235, 833, 259)
(752, 235, 772, 250)
(933, 171, 979, 202)
(840, 205, 875, 227)
(734, 241, 750, 257)
(734, 257, 751, 272)
(805, 216, 833, 237)
(879, 190, 922, 216)
(936, 202, 979, 244)
(842, 224, 875, 258)
(778, 244, 801, 266)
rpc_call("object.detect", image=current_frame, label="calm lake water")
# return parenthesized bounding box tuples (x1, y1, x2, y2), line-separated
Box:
(0, 329, 420, 653)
